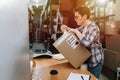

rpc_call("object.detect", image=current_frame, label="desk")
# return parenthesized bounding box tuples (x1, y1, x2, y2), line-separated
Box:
(32, 58, 97, 80)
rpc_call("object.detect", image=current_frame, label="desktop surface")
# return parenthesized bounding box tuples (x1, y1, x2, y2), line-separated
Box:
(32, 58, 97, 80)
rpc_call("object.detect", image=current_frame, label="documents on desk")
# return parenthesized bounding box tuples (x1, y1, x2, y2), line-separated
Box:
(52, 53, 65, 60)
(67, 72, 91, 80)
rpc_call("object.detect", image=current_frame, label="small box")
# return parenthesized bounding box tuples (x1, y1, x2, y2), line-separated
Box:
(105, 20, 120, 34)
(53, 32, 91, 69)
(104, 49, 120, 71)
(105, 34, 120, 52)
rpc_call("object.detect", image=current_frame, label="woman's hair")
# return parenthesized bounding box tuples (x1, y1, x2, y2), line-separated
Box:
(73, 6, 90, 19)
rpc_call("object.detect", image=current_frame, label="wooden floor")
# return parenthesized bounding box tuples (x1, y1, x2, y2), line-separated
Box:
(102, 65, 117, 80)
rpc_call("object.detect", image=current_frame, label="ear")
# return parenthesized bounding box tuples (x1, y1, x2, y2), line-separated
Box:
(83, 14, 87, 19)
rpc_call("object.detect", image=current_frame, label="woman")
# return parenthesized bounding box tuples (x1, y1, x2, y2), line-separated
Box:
(61, 6, 104, 79)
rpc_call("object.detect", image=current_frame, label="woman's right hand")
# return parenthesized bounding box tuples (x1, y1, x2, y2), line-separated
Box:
(60, 25, 70, 32)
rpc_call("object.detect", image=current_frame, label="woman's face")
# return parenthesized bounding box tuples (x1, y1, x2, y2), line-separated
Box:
(74, 12, 85, 26)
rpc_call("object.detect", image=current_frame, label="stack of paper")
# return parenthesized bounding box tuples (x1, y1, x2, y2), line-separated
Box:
(67, 72, 91, 80)
(52, 54, 65, 60)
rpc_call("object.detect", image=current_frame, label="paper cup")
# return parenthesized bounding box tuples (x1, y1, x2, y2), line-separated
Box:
(80, 64, 88, 70)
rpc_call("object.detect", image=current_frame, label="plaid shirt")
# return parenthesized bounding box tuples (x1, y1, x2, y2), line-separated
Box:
(77, 22, 104, 67)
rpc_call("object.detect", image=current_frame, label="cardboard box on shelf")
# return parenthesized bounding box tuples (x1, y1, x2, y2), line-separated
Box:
(104, 49, 120, 71)
(105, 20, 120, 34)
(53, 32, 91, 69)
(105, 34, 120, 52)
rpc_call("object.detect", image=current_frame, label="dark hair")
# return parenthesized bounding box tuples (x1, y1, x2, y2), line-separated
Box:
(73, 6, 90, 19)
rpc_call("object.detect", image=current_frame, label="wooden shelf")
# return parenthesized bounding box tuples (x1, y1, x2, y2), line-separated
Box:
(95, 14, 115, 20)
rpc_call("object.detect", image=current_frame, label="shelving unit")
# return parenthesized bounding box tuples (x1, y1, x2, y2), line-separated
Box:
(28, 7, 35, 48)
(85, 0, 116, 48)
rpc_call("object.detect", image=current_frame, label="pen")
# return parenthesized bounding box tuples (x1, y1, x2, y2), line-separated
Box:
(81, 76, 84, 80)
(89, 75, 91, 80)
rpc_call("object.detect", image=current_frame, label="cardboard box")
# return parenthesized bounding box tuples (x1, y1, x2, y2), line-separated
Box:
(104, 49, 120, 71)
(105, 20, 120, 34)
(51, 4, 60, 10)
(53, 32, 91, 69)
(105, 34, 120, 52)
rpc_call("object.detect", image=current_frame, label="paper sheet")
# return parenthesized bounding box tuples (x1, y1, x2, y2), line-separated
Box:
(67, 72, 90, 80)
(52, 54, 65, 60)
